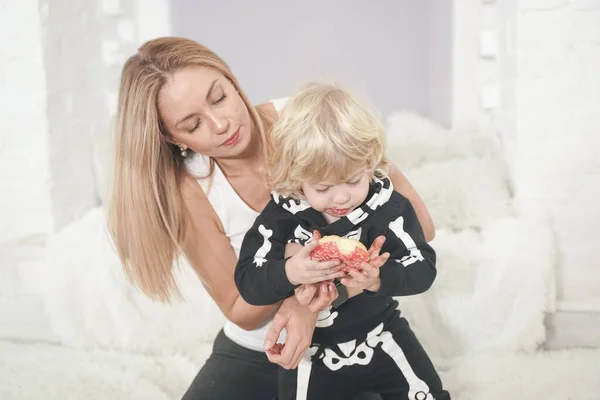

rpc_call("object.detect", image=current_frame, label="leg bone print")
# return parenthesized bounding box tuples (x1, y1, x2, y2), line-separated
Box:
(313, 323, 435, 400)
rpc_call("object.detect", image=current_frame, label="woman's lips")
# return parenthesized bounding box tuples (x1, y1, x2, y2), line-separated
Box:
(221, 128, 240, 147)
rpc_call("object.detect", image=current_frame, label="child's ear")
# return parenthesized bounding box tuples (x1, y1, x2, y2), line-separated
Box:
(372, 168, 384, 179)
(295, 187, 306, 199)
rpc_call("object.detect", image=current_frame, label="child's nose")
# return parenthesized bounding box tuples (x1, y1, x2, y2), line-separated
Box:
(333, 190, 351, 205)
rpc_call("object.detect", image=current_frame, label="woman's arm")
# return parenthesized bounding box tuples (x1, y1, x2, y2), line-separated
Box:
(388, 163, 435, 241)
(180, 173, 279, 331)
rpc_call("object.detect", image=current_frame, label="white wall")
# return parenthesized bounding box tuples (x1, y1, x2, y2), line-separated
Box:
(41, 0, 115, 230)
(0, 0, 171, 247)
(0, 0, 170, 341)
(429, 0, 454, 127)
(169, 0, 453, 126)
(0, 0, 55, 342)
(514, 0, 600, 311)
(451, 0, 518, 134)
(0, 0, 53, 244)
(40, 0, 171, 225)
(453, 0, 600, 312)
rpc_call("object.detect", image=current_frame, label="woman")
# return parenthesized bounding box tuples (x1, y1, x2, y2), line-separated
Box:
(107, 37, 435, 399)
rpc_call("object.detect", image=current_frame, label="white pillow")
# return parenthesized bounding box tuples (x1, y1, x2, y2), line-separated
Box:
(31, 208, 225, 357)
(403, 157, 514, 230)
(397, 214, 555, 360)
(386, 110, 503, 170)
(385, 109, 513, 230)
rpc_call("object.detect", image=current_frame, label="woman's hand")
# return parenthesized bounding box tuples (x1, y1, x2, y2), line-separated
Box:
(285, 240, 346, 285)
(294, 281, 339, 312)
(263, 295, 317, 370)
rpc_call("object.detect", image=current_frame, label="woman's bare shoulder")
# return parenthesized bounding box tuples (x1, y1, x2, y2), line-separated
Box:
(256, 101, 278, 120)
(179, 171, 224, 232)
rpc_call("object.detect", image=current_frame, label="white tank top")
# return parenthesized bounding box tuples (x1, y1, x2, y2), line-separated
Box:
(184, 98, 288, 352)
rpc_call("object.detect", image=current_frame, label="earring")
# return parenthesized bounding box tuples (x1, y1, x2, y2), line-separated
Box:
(180, 147, 188, 157)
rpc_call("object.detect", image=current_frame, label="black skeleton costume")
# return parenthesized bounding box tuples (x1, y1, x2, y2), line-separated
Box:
(235, 177, 450, 400)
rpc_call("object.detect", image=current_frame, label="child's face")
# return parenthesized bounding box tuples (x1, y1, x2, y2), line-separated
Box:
(301, 169, 372, 223)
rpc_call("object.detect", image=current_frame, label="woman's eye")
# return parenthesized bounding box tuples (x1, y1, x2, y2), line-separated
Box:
(315, 187, 329, 193)
(214, 93, 227, 105)
(348, 180, 360, 186)
(189, 119, 201, 133)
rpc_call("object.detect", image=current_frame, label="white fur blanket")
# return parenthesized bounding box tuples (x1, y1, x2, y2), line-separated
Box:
(2, 340, 598, 400)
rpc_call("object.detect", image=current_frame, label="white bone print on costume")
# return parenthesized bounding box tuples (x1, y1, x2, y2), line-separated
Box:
(346, 178, 394, 224)
(253, 224, 273, 267)
(343, 227, 362, 241)
(389, 216, 424, 266)
(290, 224, 313, 244)
(346, 208, 369, 225)
(316, 306, 338, 328)
(365, 178, 394, 210)
(282, 200, 311, 214)
(366, 324, 435, 400)
(316, 323, 435, 399)
(320, 339, 374, 371)
(271, 192, 311, 214)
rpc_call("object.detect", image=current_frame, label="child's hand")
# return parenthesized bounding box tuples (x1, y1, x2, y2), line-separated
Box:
(284, 242, 303, 258)
(340, 236, 390, 292)
(285, 239, 346, 285)
(340, 261, 381, 291)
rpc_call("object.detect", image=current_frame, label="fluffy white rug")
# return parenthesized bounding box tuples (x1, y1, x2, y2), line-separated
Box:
(1, 339, 598, 400)
(441, 349, 600, 400)
(0, 340, 205, 400)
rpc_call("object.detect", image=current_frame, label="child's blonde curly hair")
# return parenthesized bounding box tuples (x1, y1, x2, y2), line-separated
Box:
(267, 82, 389, 198)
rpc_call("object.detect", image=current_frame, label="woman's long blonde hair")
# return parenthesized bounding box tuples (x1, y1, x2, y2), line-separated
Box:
(107, 37, 272, 302)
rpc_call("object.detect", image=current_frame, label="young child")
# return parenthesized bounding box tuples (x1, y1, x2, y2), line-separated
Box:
(235, 83, 450, 400)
